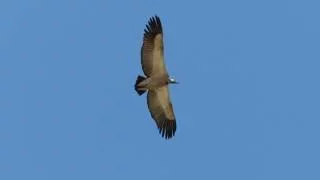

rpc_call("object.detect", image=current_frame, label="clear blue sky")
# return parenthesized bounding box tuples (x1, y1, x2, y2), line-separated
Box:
(1, 0, 320, 179)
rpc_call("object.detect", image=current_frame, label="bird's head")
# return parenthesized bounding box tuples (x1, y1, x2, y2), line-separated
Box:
(169, 77, 179, 84)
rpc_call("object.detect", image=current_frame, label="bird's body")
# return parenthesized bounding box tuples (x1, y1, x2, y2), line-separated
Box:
(134, 15, 178, 139)
(136, 74, 169, 90)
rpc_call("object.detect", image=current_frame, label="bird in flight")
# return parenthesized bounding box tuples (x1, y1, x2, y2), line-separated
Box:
(134, 15, 178, 139)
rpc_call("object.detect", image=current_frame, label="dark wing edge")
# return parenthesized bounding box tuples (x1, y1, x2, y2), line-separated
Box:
(156, 104, 177, 139)
(144, 15, 163, 39)
(147, 89, 177, 139)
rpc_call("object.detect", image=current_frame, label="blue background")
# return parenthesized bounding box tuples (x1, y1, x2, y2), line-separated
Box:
(1, 0, 319, 179)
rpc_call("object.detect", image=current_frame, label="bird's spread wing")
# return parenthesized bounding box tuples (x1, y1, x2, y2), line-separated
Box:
(141, 16, 168, 77)
(147, 86, 176, 139)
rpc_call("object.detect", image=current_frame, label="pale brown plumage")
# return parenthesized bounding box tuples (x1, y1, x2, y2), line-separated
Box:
(135, 15, 177, 139)
(141, 16, 168, 77)
(147, 87, 176, 139)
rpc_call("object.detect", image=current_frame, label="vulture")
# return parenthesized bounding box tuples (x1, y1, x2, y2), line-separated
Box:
(134, 15, 178, 139)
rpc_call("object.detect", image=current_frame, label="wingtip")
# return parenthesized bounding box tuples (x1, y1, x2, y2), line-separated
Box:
(144, 15, 163, 37)
(158, 119, 176, 140)
(150, 15, 160, 21)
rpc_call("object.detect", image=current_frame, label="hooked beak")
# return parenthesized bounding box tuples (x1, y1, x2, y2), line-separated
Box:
(170, 80, 179, 84)
(169, 78, 179, 84)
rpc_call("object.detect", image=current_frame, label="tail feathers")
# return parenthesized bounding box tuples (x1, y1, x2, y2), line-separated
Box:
(135, 75, 147, 95)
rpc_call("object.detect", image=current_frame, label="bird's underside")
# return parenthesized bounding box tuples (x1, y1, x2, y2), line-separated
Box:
(134, 15, 177, 139)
